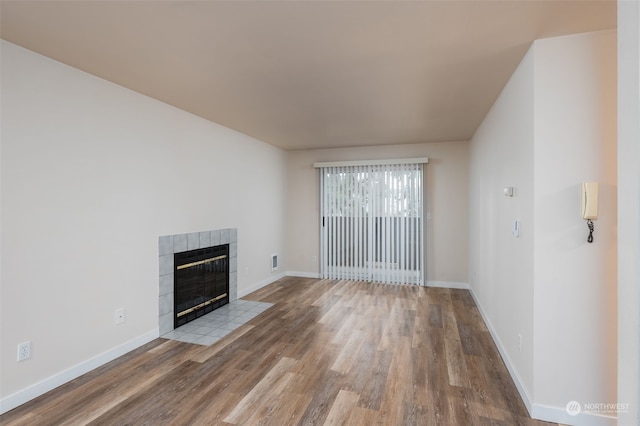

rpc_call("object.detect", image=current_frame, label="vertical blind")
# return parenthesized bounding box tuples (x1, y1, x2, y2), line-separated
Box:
(317, 159, 426, 285)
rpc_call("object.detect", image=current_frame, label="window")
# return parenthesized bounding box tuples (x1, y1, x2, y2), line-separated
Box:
(316, 159, 426, 285)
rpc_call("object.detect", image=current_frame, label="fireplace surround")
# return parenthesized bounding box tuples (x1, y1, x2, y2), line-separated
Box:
(158, 228, 237, 335)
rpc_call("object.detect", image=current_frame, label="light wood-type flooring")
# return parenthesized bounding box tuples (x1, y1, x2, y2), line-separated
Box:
(1, 277, 557, 425)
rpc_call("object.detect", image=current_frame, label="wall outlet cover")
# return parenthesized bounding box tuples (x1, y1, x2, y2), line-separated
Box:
(17, 341, 31, 362)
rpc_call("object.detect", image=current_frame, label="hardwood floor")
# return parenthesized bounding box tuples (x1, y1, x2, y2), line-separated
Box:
(1, 277, 557, 425)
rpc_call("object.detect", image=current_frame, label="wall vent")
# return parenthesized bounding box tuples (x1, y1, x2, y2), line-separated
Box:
(271, 254, 278, 272)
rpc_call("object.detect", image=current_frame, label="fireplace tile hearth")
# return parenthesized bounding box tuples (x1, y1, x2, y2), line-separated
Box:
(158, 228, 238, 335)
(161, 299, 272, 346)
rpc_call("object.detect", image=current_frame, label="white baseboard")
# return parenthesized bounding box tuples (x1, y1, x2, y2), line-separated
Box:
(467, 288, 617, 426)
(0, 328, 158, 415)
(238, 272, 286, 298)
(286, 271, 321, 279)
(426, 280, 470, 289)
(1, 272, 286, 415)
(467, 287, 534, 415)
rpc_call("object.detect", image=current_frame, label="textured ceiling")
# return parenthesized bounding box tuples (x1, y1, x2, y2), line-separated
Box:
(0, 1, 616, 150)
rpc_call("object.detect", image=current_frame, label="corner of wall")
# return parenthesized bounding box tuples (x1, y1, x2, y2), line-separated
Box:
(468, 43, 536, 407)
(617, 0, 640, 424)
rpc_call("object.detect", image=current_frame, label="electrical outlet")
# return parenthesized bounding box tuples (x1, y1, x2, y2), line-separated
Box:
(17, 341, 31, 362)
(312, 255, 317, 263)
(518, 334, 522, 352)
(115, 308, 125, 324)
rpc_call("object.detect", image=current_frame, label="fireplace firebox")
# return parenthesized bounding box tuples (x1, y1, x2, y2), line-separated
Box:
(174, 244, 229, 328)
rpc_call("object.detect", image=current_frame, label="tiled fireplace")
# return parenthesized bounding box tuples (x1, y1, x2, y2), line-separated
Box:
(158, 228, 238, 335)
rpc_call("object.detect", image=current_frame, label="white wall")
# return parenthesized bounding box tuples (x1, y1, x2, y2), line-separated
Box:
(617, 0, 640, 424)
(468, 48, 535, 403)
(469, 30, 617, 425)
(532, 31, 617, 424)
(286, 141, 469, 286)
(0, 41, 288, 410)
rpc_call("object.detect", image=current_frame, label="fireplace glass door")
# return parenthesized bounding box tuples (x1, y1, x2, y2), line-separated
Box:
(174, 244, 229, 328)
